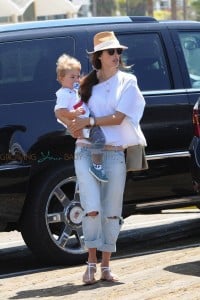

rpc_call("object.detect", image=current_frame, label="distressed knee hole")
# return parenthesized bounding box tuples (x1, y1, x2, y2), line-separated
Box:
(107, 216, 124, 225)
(86, 211, 99, 217)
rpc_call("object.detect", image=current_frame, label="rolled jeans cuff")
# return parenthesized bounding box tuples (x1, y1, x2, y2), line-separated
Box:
(84, 238, 102, 249)
(98, 243, 117, 253)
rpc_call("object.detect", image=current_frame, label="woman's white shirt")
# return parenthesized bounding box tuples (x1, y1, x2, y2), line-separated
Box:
(87, 70, 146, 148)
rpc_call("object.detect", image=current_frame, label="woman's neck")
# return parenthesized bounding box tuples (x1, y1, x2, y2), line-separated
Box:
(98, 68, 118, 82)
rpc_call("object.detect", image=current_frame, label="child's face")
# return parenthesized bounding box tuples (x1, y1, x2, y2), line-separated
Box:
(60, 69, 80, 89)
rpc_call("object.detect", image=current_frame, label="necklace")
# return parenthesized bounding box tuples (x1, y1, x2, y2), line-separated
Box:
(97, 69, 118, 83)
(97, 69, 118, 94)
(104, 81, 110, 93)
(97, 73, 110, 93)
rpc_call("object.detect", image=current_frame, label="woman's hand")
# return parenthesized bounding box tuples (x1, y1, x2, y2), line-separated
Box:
(70, 129, 84, 139)
(68, 117, 89, 134)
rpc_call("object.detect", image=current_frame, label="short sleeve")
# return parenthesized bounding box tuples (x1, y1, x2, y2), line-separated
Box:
(116, 74, 145, 126)
(54, 88, 72, 111)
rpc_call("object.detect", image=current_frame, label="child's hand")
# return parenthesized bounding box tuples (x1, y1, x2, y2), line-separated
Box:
(75, 107, 85, 116)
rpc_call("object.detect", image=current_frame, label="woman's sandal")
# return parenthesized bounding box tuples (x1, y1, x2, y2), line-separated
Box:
(100, 266, 119, 282)
(82, 262, 97, 285)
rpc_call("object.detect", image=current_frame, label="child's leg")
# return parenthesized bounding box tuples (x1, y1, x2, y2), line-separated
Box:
(92, 152, 103, 166)
(89, 148, 108, 183)
(89, 126, 108, 182)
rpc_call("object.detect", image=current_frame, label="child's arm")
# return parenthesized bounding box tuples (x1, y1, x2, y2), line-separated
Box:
(55, 107, 85, 127)
(57, 107, 85, 120)
(56, 107, 84, 120)
(55, 108, 84, 138)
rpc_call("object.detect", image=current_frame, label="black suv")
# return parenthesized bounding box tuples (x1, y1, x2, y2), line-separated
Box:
(0, 16, 200, 265)
(189, 98, 200, 193)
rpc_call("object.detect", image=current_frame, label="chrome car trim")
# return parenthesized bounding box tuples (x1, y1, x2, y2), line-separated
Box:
(142, 88, 200, 96)
(136, 195, 200, 209)
(146, 151, 190, 160)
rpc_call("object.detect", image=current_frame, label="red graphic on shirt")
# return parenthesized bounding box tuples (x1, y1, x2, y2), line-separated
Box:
(73, 100, 85, 115)
(73, 100, 83, 110)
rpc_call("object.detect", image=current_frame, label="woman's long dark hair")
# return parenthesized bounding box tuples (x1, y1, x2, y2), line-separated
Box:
(80, 69, 98, 103)
(80, 52, 101, 103)
(80, 50, 126, 103)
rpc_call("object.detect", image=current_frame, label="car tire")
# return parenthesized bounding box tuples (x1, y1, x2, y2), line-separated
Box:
(20, 164, 88, 265)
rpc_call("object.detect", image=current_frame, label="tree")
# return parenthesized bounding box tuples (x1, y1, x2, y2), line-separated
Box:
(171, 0, 177, 19)
(90, 0, 154, 17)
(147, 0, 153, 16)
(90, 0, 117, 16)
(192, 0, 200, 20)
(118, 0, 145, 16)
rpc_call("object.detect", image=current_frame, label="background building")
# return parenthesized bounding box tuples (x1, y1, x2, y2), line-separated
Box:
(0, 0, 194, 24)
(0, 0, 90, 23)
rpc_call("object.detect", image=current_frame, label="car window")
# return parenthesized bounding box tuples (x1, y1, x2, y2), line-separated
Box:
(179, 32, 200, 89)
(119, 33, 171, 91)
(0, 36, 75, 104)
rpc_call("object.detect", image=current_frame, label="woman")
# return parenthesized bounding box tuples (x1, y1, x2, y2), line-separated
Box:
(56, 31, 146, 284)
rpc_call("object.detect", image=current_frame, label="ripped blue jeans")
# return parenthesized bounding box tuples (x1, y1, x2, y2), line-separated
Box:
(74, 145, 126, 252)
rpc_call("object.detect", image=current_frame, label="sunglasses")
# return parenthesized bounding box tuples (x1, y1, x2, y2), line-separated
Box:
(106, 48, 123, 56)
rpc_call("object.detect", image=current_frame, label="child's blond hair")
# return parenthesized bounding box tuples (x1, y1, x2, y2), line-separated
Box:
(56, 54, 81, 83)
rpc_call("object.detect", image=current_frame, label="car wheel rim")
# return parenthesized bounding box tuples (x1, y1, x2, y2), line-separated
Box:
(45, 176, 86, 255)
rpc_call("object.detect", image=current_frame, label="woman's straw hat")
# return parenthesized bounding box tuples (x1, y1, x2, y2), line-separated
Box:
(87, 31, 128, 54)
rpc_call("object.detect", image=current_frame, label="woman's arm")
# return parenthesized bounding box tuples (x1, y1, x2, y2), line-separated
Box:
(95, 111, 125, 126)
(68, 111, 125, 135)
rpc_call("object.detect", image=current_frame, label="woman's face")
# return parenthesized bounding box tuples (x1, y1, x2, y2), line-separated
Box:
(99, 48, 122, 69)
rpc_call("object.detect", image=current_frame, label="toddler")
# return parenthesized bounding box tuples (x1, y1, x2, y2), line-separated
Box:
(54, 54, 108, 182)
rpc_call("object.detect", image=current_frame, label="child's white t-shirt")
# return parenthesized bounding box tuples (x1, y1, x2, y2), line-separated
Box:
(54, 87, 90, 117)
